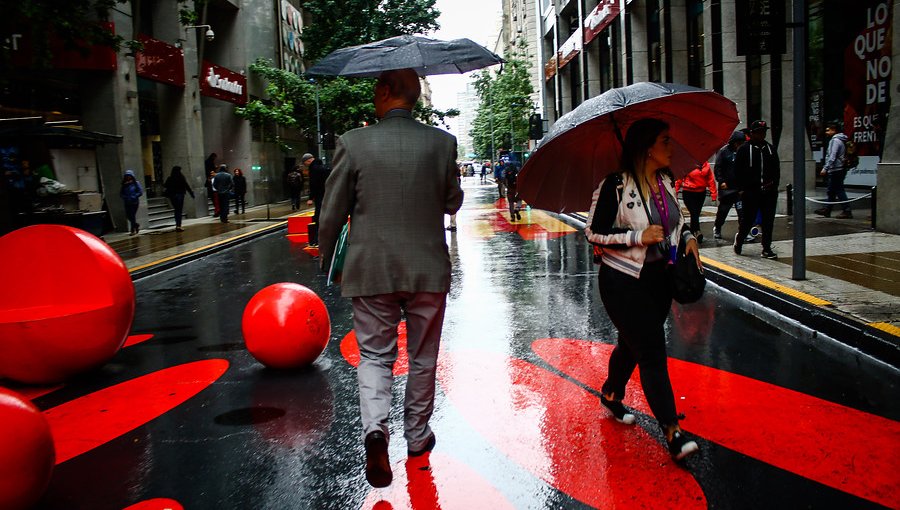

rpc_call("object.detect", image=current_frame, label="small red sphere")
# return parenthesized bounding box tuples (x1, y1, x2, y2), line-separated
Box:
(242, 283, 331, 369)
(0, 225, 135, 384)
(0, 388, 55, 510)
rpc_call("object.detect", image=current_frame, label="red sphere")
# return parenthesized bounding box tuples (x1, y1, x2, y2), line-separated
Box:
(0, 225, 135, 384)
(242, 283, 331, 369)
(0, 388, 55, 510)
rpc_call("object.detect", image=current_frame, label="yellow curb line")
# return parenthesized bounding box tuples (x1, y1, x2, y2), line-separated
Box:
(129, 221, 288, 273)
(700, 256, 833, 307)
(868, 322, 900, 338)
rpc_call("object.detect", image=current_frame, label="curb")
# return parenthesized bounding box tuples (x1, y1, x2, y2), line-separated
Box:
(128, 221, 288, 281)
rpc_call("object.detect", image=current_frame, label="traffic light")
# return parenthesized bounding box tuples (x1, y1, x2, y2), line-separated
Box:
(528, 114, 543, 140)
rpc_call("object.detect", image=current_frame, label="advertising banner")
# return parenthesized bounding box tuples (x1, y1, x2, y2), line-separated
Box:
(200, 61, 248, 105)
(843, 0, 892, 186)
(135, 34, 185, 87)
(583, 0, 620, 45)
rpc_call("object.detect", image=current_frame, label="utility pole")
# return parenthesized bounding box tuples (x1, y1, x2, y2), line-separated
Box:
(489, 81, 495, 170)
(791, 0, 807, 280)
(310, 78, 324, 164)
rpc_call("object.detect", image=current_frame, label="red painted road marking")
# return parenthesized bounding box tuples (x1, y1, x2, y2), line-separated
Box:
(123, 334, 154, 348)
(43, 359, 229, 464)
(121, 498, 184, 510)
(362, 453, 514, 509)
(437, 351, 707, 509)
(2, 384, 65, 400)
(340, 321, 409, 376)
(532, 338, 900, 509)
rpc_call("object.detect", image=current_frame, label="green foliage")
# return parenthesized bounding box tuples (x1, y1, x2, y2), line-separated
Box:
(300, 0, 441, 63)
(469, 42, 536, 159)
(0, 0, 128, 72)
(238, 1, 457, 148)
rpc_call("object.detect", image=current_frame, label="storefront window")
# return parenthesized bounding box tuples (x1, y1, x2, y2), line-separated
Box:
(687, 0, 705, 87)
(647, 0, 662, 82)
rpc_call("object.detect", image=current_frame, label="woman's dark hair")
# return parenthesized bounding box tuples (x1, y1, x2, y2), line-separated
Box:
(171, 166, 183, 177)
(622, 118, 669, 173)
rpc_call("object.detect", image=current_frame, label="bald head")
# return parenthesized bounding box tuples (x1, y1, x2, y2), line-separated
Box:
(374, 68, 421, 117)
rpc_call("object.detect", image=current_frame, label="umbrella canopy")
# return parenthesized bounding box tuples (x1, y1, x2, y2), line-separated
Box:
(306, 35, 504, 77)
(518, 82, 740, 213)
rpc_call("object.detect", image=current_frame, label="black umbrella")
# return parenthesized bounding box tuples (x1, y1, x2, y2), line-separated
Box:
(306, 35, 504, 77)
(518, 82, 740, 213)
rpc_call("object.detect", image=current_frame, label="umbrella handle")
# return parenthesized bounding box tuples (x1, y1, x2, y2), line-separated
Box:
(610, 113, 625, 147)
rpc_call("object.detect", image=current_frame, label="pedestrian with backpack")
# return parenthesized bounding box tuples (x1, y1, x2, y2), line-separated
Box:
(815, 121, 853, 218)
(287, 165, 304, 211)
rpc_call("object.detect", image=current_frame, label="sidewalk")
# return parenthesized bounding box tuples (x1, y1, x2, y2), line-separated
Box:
(107, 191, 899, 367)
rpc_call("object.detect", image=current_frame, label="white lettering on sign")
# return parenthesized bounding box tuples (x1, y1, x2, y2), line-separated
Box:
(206, 67, 243, 95)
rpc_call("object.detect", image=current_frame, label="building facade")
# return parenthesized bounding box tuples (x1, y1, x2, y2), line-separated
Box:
(534, 0, 899, 233)
(2, 0, 314, 234)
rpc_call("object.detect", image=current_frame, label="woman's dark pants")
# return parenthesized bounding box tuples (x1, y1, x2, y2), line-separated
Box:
(171, 194, 185, 228)
(714, 190, 742, 233)
(682, 190, 706, 235)
(124, 201, 139, 232)
(598, 261, 678, 426)
(234, 193, 246, 214)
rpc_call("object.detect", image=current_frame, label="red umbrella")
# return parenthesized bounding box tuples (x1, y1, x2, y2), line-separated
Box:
(518, 82, 739, 212)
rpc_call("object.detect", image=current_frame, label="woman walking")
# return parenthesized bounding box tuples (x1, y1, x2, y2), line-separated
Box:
(675, 161, 716, 243)
(584, 118, 701, 461)
(163, 166, 195, 232)
(120, 170, 143, 235)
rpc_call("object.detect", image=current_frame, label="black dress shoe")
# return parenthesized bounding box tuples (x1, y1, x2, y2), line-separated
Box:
(364, 431, 392, 488)
(407, 434, 436, 457)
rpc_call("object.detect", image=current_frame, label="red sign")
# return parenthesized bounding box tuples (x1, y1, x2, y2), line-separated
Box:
(200, 61, 248, 105)
(11, 22, 117, 71)
(135, 34, 185, 87)
(583, 0, 621, 45)
(558, 27, 583, 69)
(545, 56, 558, 81)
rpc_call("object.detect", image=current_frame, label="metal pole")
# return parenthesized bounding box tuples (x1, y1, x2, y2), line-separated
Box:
(314, 81, 324, 163)
(489, 82, 495, 169)
(791, 0, 807, 280)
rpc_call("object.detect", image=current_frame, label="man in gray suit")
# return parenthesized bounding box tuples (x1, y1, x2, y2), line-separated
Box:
(318, 68, 463, 488)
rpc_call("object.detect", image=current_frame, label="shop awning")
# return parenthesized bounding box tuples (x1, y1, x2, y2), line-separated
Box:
(0, 126, 123, 147)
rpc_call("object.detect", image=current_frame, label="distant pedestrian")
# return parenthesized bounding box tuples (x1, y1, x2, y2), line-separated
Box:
(304, 153, 329, 246)
(287, 165, 304, 211)
(584, 118, 701, 462)
(213, 164, 234, 223)
(504, 159, 521, 221)
(712, 131, 746, 239)
(120, 169, 143, 235)
(675, 161, 716, 243)
(233, 168, 247, 214)
(494, 158, 506, 198)
(204, 152, 218, 176)
(447, 162, 462, 231)
(205, 169, 219, 216)
(816, 121, 852, 219)
(163, 166, 194, 232)
(477, 161, 486, 183)
(733, 120, 780, 259)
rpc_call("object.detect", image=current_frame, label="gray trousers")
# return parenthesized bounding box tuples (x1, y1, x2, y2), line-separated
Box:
(352, 291, 447, 451)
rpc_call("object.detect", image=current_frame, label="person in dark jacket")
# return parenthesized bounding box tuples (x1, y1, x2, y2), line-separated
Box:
(286, 165, 304, 211)
(815, 121, 852, 218)
(205, 169, 219, 216)
(233, 168, 247, 215)
(120, 169, 144, 235)
(303, 153, 329, 246)
(712, 131, 746, 239)
(163, 166, 195, 232)
(504, 159, 521, 221)
(212, 164, 234, 223)
(733, 120, 780, 259)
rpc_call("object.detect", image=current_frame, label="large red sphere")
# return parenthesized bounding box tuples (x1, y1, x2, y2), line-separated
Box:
(0, 388, 55, 510)
(0, 225, 135, 384)
(242, 283, 331, 369)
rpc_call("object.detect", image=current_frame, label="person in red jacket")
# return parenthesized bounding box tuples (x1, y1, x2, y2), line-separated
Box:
(675, 161, 717, 243)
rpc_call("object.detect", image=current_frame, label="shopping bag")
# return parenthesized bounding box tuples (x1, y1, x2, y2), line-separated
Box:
(327, 221, 349, 286)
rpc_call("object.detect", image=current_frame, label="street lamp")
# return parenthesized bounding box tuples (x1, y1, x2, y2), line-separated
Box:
(309, 78, 324, 163)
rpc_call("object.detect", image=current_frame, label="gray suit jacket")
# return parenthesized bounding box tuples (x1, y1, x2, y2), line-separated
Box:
(319, 109, 464, 297)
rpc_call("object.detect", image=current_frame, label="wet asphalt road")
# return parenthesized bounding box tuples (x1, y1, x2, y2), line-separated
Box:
(34, 180, 900, 509)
